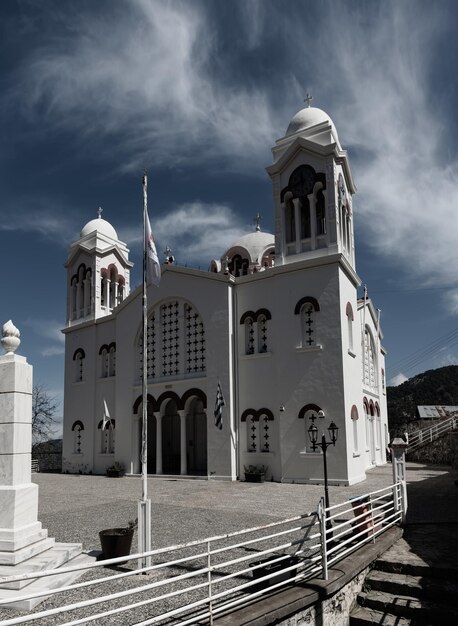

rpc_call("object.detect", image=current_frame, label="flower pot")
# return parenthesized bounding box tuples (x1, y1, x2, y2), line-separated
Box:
(244, 473, 265, 483)
(250, 555, 298, 591)
(99, 528, 134, 564)
(106, 469, 125, 478)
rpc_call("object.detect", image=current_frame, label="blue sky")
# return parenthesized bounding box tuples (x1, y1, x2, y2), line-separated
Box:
(1, 0, 458, 432)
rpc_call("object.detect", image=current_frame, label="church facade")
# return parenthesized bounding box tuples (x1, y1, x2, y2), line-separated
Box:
(62, 104, 388, 485)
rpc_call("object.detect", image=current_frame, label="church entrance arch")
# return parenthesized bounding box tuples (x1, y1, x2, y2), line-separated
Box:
(162, 400, 180, 474)
(186, 397, 207, 475)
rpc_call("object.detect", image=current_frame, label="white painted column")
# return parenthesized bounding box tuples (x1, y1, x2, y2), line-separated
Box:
(75, 281, 81, 318)
(293, 198, 301, 254)
(83, 278, 90, 316)
(69, 283, 75, 321)
(105, 279, 111, 310)
(179, 410, 187, 475)
(308, 192, 316, 250)
(113, 281, 118, 308)
(155, 413, 162, 475)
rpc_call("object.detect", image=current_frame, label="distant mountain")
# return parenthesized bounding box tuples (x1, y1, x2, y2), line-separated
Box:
(387, 365, 458, 434)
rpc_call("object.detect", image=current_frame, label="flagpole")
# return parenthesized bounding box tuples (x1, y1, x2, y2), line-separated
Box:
(138, 171, 151, 570)
(142, 172, 148, 502)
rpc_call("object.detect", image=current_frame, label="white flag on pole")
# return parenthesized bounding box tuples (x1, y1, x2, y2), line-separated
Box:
(143, 174, 161, 287)
(102, 399, 110, 430)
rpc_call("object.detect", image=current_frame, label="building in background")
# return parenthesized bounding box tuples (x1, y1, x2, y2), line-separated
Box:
(62, 103, 388, 485)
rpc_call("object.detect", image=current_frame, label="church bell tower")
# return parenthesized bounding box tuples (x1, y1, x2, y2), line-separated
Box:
(266, 96, 357, 270)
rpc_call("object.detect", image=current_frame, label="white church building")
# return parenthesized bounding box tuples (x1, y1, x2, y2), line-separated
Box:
(61, 103, 388, 485)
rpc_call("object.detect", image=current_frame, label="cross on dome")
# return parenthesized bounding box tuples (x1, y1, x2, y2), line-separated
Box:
(254, 213, 262, 232)
(97, 207, 103, 218)
(304, 93, 313, 108)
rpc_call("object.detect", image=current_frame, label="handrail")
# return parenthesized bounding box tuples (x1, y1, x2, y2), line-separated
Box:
(0, 484, 404, 625)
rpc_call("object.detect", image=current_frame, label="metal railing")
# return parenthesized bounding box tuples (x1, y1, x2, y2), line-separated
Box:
(0, 483, 405, 626)
(406, 416, 457, 453)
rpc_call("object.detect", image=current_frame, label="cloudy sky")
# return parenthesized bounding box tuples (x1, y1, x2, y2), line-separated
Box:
(1, 0, 458, 430)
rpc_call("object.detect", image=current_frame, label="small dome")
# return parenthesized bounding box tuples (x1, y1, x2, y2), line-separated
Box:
(286, 106, 336, 137)
(224, 230, 274, 264)
(80, 217, 118, 240)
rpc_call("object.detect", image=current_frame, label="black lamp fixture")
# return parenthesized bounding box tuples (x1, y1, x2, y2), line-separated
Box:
(307, 411, 339, 535)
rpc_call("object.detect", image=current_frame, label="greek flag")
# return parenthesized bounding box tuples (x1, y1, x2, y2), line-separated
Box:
(214, 381, 225, 430)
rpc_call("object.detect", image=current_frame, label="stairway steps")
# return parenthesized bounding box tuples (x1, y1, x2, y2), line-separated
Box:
(350, 605, 412, 625)
(375, 554, 458, 580)
(358, 589, 458, 622)
(365, 569, 458, 601)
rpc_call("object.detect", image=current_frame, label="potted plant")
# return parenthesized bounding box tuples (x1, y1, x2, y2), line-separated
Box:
(99, 518, 137, 563)
(106, 461, 125, 478)
(244, 464, 267, 483)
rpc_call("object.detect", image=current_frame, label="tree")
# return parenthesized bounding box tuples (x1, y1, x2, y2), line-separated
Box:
(32, 384, 58, 447)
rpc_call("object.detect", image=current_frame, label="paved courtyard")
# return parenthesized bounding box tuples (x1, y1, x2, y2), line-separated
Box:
(1, 462, 457, 625)
(33, 465, 397, 552)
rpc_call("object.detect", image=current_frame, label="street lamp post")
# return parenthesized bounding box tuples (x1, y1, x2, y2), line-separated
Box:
(308, 414, 339, 534)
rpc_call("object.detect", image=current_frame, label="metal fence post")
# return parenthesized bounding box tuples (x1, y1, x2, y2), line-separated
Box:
(207, 540, 213, 625)
(318, 497, 328, 580)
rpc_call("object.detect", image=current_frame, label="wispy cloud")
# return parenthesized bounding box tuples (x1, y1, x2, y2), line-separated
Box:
(6, 0, 458, 305)
(0, 201, 78, 243)
(120, 201, 250, 267)
(389, 372, 408, 387)
(23, 318, 65, 357)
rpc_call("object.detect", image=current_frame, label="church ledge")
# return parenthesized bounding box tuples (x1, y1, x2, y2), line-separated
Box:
(296, 344, 322, 353)
(161, 263, 233, 282)
(232, 253, 360, 287)
(267, 134, 339, 174)
(132, 373, 207, 388)
(65, 242, 133, 267)
(240, 351, 272, 360)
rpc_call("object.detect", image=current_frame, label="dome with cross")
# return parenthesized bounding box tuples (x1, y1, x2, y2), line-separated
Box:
(80, 209, 118, 240)
(286, 106, 336, 138)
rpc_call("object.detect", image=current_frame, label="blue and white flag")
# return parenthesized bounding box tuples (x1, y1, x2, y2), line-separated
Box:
(214, 380, 225, 430)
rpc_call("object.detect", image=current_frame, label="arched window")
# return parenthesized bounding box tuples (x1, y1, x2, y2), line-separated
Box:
(71, 420, 84, 454)
(346, 302, 354, 353)
(137, 300, 206, 381)
(241, 409, 274, 453)
(363, 327, 378, 390)
(244, 315, 255, 355)
(109, 344, 116, 377)
(73, 349, 85, 383)
(363, 397, 370, 450)
(257, 313, 268, 353)
(351, 405, 359, 453)
(99, 345, 109, 378)
(298, 404, 323, 451)
(315, 188, 326, 237)
(98, 419, 115, 454)
(240, 309, 271, 355)
(295, 297, 320, 348)
(300, 196, 311, 240)
(375, 402, 381, 449)
(228, 254, 249, 277)
(285, 196, 296, 245)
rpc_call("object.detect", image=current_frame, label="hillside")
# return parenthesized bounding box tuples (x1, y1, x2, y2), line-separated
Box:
(387, 365, 458, 435)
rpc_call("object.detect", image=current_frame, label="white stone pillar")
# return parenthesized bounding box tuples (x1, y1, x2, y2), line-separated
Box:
(390, 437, 408, 523)
(69, 283, 75, 321)
(179, 410, 187, 476)
(113, 281, 118, 308)
(0, 322, 51, 566)
(105, 279, 111, 310)
(155, 413, 162, 475)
